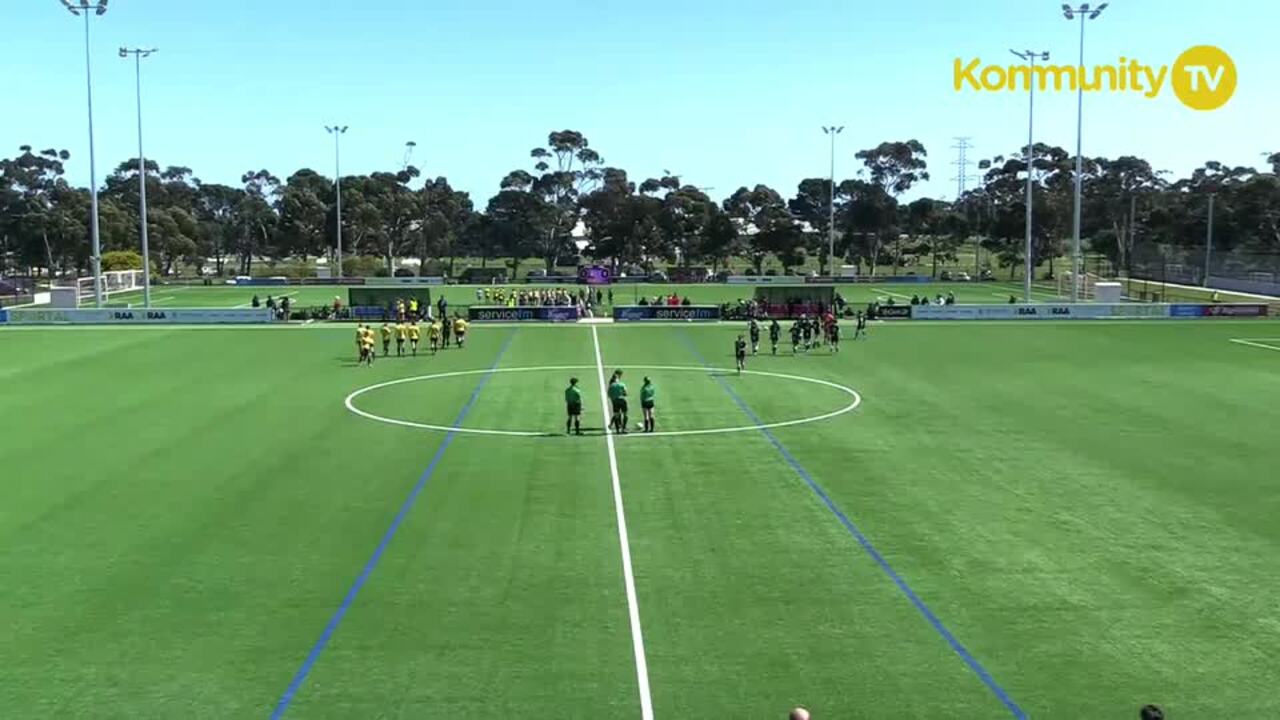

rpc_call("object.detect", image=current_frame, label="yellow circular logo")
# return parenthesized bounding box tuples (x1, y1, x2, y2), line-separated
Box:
(1171, 45, 1237, 111)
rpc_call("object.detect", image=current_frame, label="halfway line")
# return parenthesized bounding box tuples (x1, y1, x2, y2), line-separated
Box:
(270, 329, 517, 718)
(678, 333, 1027, 719)
(591, 326, 655, 720)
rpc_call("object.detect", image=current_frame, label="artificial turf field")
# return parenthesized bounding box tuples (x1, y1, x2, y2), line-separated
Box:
(81, 280, 1065, 311)
(2, 319, 1279, 718)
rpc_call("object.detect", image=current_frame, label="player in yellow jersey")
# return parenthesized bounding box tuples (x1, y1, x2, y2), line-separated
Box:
(408, 322, 421, 356)
(453, 315, 469, 348)
(379, 322, 392, 356)
(395, 322, 408, 357)
(355, 324, 366, 363)
(358, 325, 375, 366)
(428, 319, 442, 354)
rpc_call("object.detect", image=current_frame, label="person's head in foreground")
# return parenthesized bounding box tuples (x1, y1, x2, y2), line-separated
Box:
(789, 708, 810, 720)
(1140, 705, 1164, 720)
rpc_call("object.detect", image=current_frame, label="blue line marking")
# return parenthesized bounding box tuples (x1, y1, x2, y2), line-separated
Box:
(678, 333, 1027, 719)
(270, 330, 517, 718)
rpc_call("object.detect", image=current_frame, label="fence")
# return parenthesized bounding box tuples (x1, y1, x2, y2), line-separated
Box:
(1130, 243, 1280, 296)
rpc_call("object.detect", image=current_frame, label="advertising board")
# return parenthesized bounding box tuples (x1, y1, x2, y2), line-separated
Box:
(614, 305, 720, 322)
(874, 305, 913, 319)
(467, 306, 580, 322)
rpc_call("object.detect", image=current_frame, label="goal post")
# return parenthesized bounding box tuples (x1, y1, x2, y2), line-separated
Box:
(70, 270, 145, 306)
(1056, 271, 1107, 301)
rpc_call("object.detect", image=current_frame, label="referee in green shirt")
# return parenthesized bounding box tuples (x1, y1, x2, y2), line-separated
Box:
(565, 378, 583, 435)
(607, 370, 629, 434)
(640, 377, 657, 433)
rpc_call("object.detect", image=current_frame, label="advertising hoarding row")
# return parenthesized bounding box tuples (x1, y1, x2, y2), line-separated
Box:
(1, 308, 275, 325)
(908, 303, 1269, 320)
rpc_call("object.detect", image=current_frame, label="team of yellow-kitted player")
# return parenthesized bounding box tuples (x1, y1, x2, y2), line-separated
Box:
(354, 316, 469, 366)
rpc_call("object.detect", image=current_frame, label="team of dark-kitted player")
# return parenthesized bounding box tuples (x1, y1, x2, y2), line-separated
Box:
(564, 309, 868, 435)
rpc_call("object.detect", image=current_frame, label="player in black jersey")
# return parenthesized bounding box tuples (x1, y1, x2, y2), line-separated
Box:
(768, 319, 781, 355)
(734, 335, 748, 373)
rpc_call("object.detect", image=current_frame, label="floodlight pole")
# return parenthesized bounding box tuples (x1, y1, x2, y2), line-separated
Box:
(1012, 50, 1049, 303)
(122, 47, 157, 307)
(1203, 192, 1215, 287)
(823, 126, 844, 277)
(326, 126, 348, 279)
(64, 1, 109, 307)
(1064, 3, 1107, 302)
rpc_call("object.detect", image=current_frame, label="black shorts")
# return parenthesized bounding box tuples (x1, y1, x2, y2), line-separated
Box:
(641, 401, 655, 410)
(567, 402, 582, 416)
(612, 398, 628, 413)
(736, 352, 746, 361)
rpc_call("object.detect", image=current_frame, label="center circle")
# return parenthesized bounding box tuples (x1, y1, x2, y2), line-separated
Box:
(344, 365, 862, 438)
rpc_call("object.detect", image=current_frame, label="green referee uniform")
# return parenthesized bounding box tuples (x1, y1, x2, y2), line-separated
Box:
(565, 383, 583, 434)
(608, 378, 629, 432)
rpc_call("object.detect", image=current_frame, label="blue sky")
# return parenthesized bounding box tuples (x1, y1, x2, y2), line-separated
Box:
(3, 0, 1275, 205)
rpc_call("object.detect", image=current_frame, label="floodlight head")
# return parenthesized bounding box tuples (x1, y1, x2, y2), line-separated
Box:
(1080, 2, 1090, 11)
(341, 126, 348, 133)
(1041, 51, 1051, 61)
(119, 47, 128, 57)
(1090, 2, 1107, 18)
(95, 0, 108, 16)
(61, 0, 81, 16)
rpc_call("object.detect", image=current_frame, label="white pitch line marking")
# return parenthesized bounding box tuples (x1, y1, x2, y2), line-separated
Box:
(872, 287, 914, 300)
(1229, 339, 1280, 353)
(591, 327, 654, 720)
(343, 365, 862, 437)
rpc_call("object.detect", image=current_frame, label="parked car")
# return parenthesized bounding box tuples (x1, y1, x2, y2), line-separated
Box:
(954, 271, 971, 282)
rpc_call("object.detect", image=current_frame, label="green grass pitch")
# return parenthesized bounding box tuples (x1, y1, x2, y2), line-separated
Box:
(2, 319, 1279, 717)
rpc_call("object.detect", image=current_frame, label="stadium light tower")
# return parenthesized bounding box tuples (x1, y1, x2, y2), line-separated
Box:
(60, 0, 110, 308)
(1011, 49, 1050, 303)
(1062, 2, 1108, 302)
(325, 126, 348, 279)
(121, 47, 158, 308)
(822, 126, 844, 277)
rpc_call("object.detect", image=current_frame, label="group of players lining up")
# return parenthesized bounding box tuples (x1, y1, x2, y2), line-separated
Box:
(734, 311, 868, 370)
(563, 370, 656, 436)
(353, 315, 470, 366)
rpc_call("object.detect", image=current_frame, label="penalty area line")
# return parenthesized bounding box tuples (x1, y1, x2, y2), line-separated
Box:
(590, 326, 654, 720)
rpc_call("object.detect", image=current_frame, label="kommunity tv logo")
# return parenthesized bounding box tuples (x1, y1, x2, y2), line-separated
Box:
(954, 45, 1237, 110)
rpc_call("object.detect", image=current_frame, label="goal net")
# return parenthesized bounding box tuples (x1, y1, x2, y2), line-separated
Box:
(1056, 271, 1107, 300)
(72, 270, 145, 305)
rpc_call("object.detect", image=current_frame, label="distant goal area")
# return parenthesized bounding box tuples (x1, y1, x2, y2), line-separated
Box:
(47, 270, 147, 308)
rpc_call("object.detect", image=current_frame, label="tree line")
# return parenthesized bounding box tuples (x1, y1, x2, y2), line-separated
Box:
(2, 130, 1278, 280)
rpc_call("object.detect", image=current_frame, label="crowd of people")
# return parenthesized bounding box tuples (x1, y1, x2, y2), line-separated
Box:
(475, 286, 606, 307)
(909, 292, 956, 306)
(249, 293, 292, 319)
(635, 292, 693, 307)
